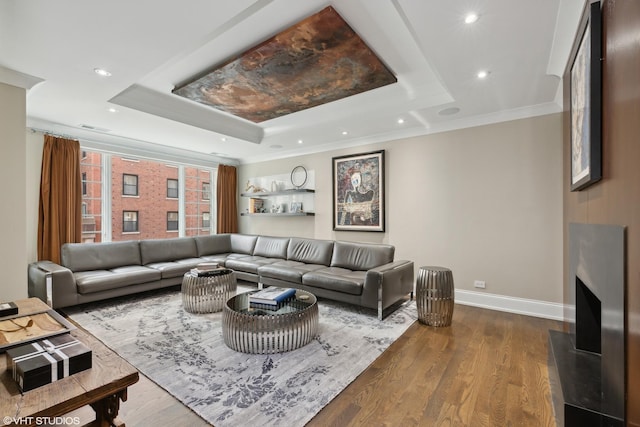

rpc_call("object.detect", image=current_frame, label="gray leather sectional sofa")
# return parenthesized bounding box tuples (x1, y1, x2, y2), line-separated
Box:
(28, 234, 414, 319)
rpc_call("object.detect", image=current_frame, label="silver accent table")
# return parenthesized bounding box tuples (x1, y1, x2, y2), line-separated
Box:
(181, 268, 237, 313)
(222, 290, 319, 354)
(416, 266, 454, 327)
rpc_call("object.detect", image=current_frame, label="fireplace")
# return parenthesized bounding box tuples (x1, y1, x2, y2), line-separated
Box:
(549, 223, 625, 426)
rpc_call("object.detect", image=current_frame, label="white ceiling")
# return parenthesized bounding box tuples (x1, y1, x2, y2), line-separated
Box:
(0, 0, 585, 164)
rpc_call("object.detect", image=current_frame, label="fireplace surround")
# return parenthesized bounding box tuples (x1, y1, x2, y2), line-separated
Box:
(549, 223, 625, 426)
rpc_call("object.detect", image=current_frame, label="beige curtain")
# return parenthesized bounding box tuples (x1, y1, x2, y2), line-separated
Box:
(216, 164, 238, 233)
(37, 135, 82, 263)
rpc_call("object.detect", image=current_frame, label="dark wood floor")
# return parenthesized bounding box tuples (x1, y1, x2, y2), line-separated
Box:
(66, 304, 562, 426)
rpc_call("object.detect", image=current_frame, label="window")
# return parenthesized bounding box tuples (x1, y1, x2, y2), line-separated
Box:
(123, 174, 138, 196)
(202, 212, 210, 229)
(82, 172, 87, 195)
(123, 211, 139, 232)
(167, 179, 178, 198)
(202, 182, 210, 200)
(167, 211, 178, 231)
(80, 149, 215, 242)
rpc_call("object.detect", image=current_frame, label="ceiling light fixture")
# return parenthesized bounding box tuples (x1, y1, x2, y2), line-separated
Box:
(342, 131, 348, 135)
(298, 139, 303, 144)
(107, 107, 118, 113)
(93, 68, 112, 77)
(464, 13, 479, 24)
(221, 137, 227, 142)
(477, 70, 489, 79)
(397, 118, 405, 124)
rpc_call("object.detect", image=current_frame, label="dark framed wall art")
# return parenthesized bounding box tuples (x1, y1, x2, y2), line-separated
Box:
(569, 1, 602, 191)
(332, 150, 385, 232)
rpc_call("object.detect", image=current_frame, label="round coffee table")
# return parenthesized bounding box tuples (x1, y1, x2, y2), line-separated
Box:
(181, 268, 236, 313)
(222, 289, 319, 354)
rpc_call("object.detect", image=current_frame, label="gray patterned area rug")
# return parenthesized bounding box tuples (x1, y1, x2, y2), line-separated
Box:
(65, 287, 416, 426)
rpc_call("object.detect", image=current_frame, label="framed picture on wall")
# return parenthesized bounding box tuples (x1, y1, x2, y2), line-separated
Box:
(569, 1, 602, 191)
(332, 150, 385, 232)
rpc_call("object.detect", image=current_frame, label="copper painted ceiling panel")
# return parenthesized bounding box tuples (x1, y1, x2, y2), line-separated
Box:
(172, 6, 397, 123)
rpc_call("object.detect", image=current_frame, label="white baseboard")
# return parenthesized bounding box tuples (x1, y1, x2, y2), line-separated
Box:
(454, 289, 567, 321)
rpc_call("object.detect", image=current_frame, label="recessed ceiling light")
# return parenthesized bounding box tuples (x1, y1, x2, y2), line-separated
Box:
(465, 13, 479, 24)
(342, 131, 348, 136)
(397, 118, 405, 124)
(298, 139, 303, 144)
(221, 137, 227, 142)
(107, 107, 118, 113)
(94, 68, 112, 77)
(477, 70, 489, 79)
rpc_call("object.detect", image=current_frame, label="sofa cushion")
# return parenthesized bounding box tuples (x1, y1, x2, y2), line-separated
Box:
(194, 234, 232, 256)
(287, 238, 334, 266)
(75, 265, 161, 294)
(253, 236, 290, 259)
(61, 241, 141, 272)
(230, 234, 258, 255)
(258, 261, 326, 284)
(145, 257, 205, 279)
(330, 241, 394, 271)
(302, 267, 365, 295)
(226, 256, 283, 274)
(140, 237, 198, 265)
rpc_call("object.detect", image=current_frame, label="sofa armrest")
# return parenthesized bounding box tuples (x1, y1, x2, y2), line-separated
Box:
(28, 261, 78, 309)
(364, 260, 414, 319)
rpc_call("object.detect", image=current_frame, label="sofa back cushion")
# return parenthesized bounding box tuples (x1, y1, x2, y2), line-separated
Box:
(61, 241, 141, 272)
(253, 236, 290, 259)
(140, 237, 198, 265)
(330, 241, 395, 271)
(194, 234, 232, 256)
(287, 238, 334, 266)
(230, 234, 258, 254)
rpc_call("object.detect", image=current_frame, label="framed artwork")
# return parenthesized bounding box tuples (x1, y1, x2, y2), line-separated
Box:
(332, 150, 385, 232)
(569, 1, 602, 191)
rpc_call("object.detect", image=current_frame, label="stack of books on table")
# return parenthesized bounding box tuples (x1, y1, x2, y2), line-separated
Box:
(192, 262, 226, 277)
(249, 287, 296, 306)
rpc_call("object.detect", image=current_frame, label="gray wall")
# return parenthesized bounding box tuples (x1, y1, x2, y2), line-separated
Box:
(0, 82, 28, 301)
(239, 113, 563, 305)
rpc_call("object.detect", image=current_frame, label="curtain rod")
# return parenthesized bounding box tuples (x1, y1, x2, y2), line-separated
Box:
(29, 127, 79, 141)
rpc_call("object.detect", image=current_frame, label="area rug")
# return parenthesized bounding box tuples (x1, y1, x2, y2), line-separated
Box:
(65, 287, 416, 426)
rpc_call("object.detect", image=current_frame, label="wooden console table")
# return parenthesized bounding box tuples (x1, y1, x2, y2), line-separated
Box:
(0, 298, 139, 427)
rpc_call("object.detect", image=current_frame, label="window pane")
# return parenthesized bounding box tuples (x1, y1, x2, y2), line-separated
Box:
(167, 211, 178, 231)
(80, 151, 102, 243)
(167, 179, 178, 198)
(202, 212, 210, 228)
(202, 182, 210, 200)
(123, 211, 138, 232)
(123, 174, 138, 196)
(184, 167, 212, 236)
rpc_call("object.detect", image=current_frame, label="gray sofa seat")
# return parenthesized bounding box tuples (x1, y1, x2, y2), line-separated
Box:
(302, 267, 365, 295)
(75, 265, 161, 294)
(225, 256, 283, 274)
(145, 259, 203, 279)
(258, 260, 326, 284)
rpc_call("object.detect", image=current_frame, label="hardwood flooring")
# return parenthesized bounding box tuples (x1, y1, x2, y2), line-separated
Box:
(64, 304, 562, 426)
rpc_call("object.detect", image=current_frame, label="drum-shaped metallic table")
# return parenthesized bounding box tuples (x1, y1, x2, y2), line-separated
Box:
(223, 290, 319, 354)
(181, 268, 237, 313)
(416, 266, 454, 327)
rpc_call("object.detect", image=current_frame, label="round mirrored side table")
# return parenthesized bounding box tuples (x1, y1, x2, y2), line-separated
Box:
(416, 266, 454, 327)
